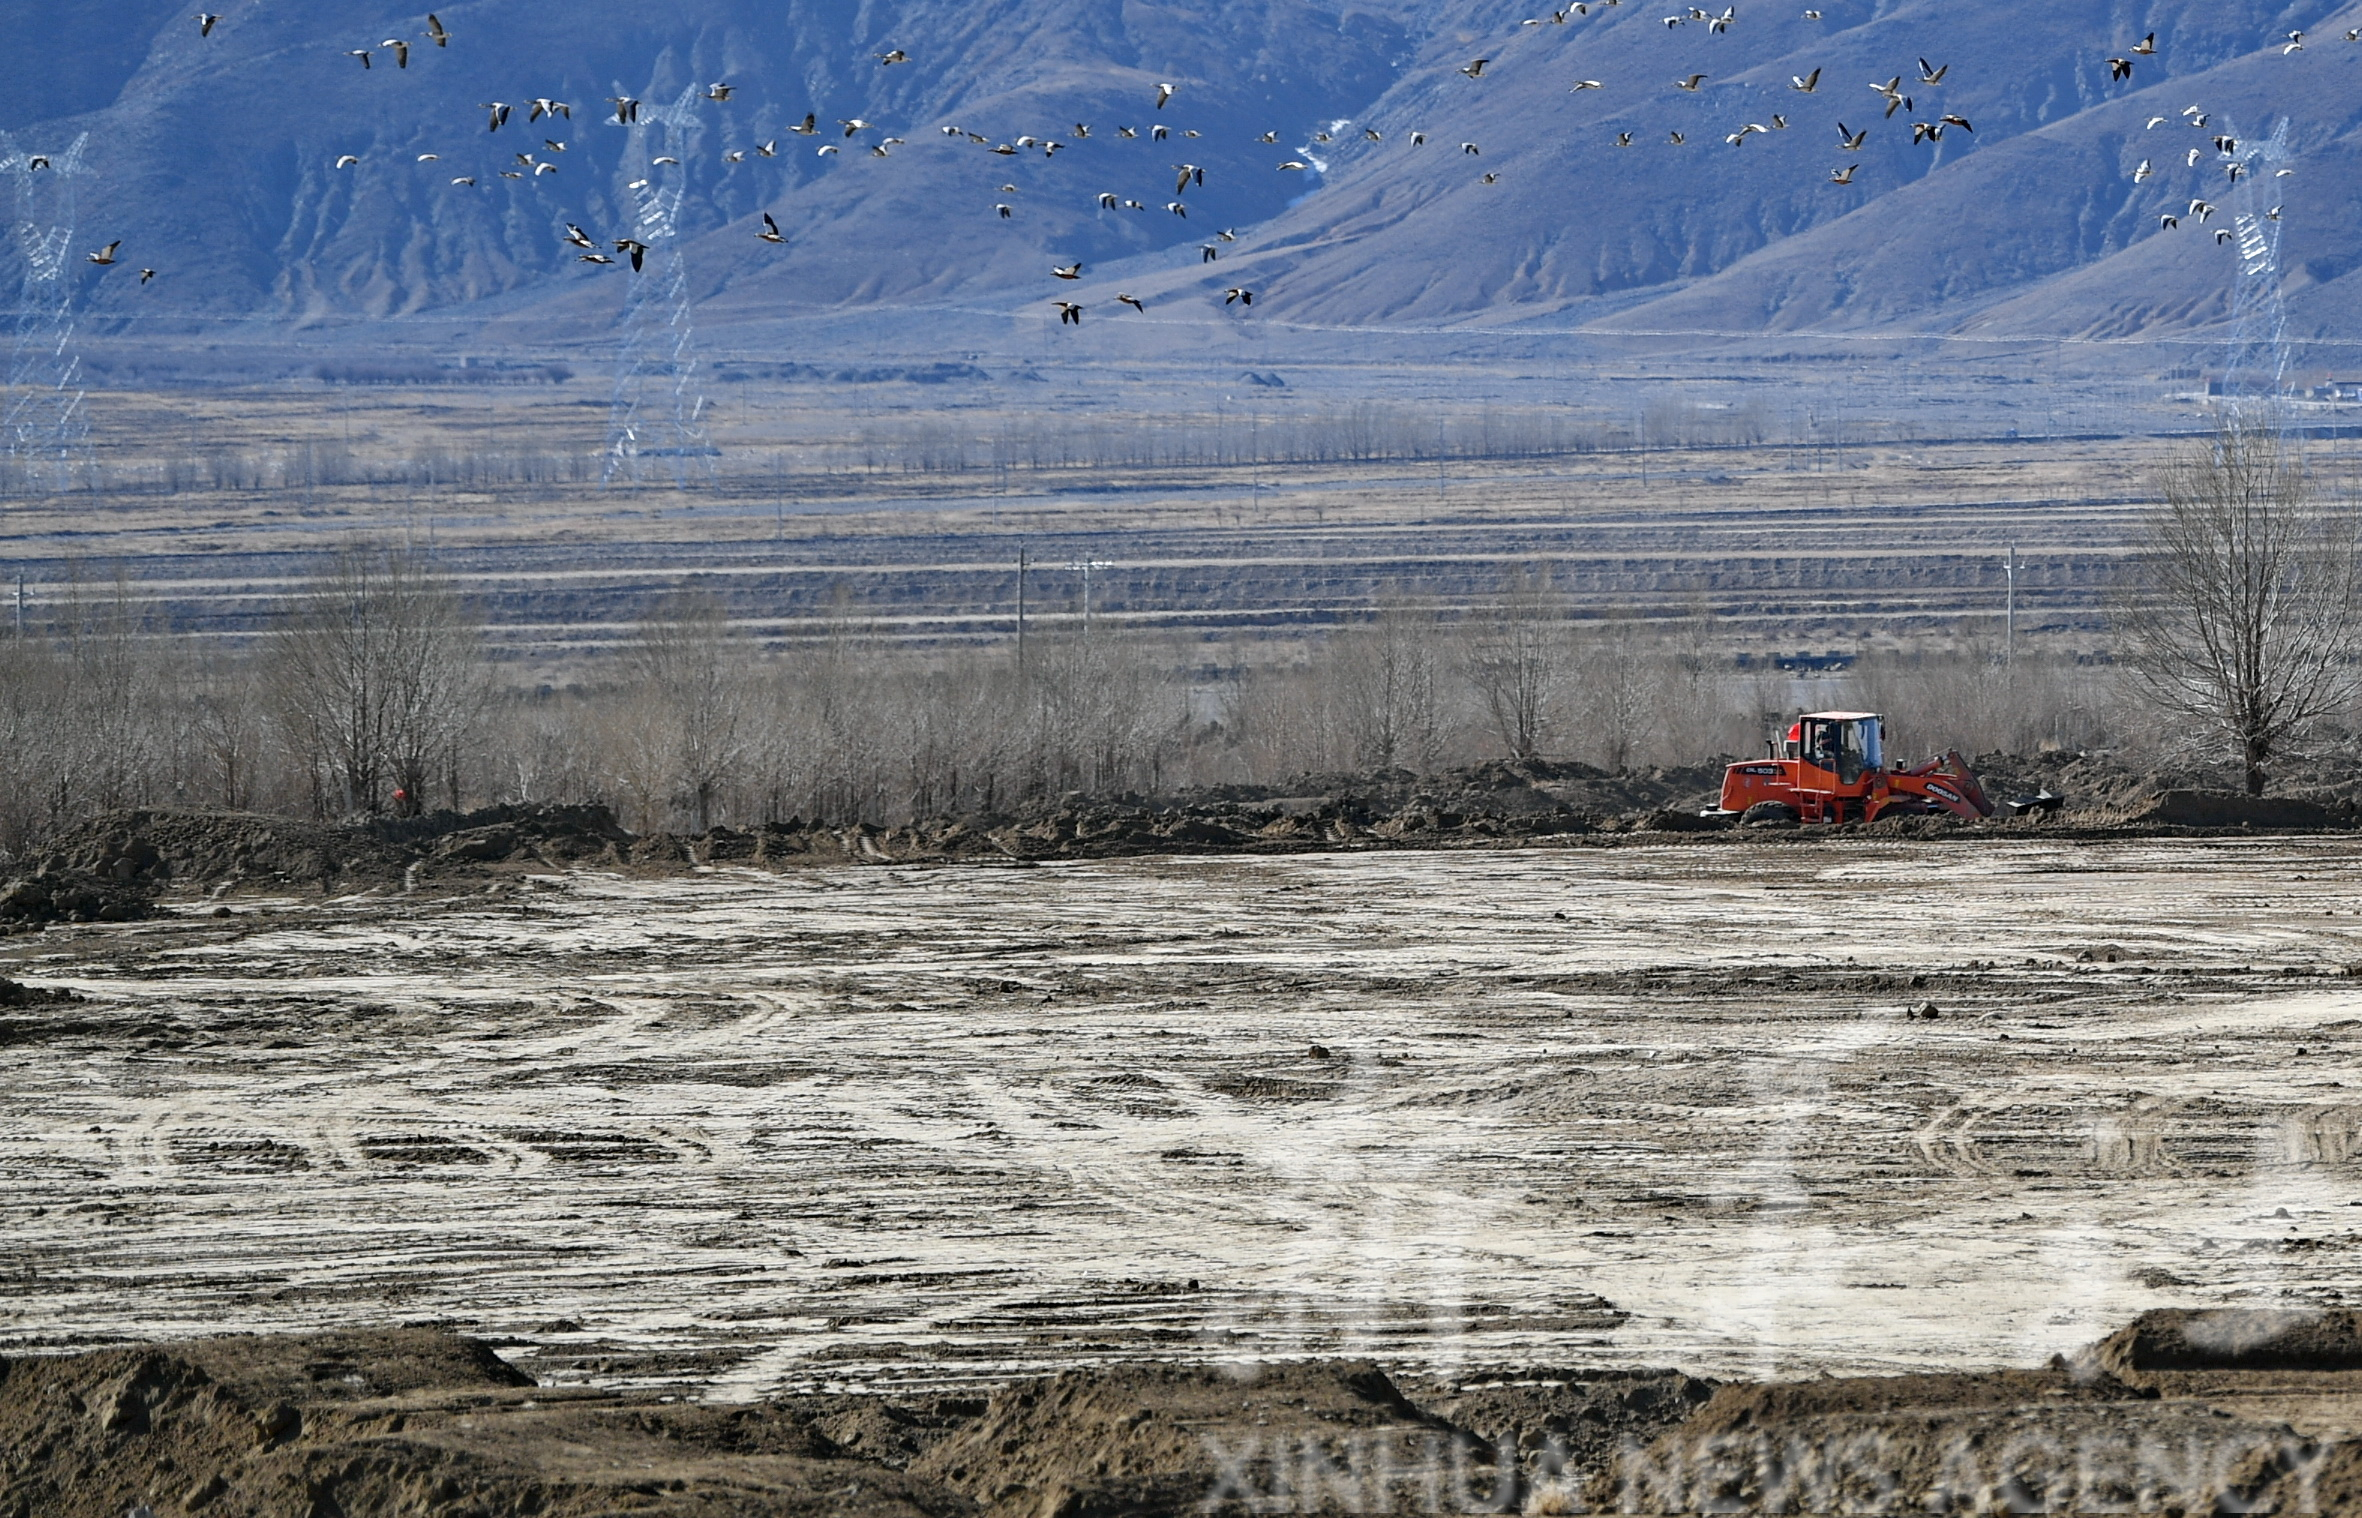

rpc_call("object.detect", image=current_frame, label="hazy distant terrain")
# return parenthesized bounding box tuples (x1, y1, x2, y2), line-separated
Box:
(7, 0, 2362, 350)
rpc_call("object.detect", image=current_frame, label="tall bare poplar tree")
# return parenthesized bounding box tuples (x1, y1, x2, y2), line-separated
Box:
(271, 546, 481, 816)
(2120, 420, 2362, 796)
(624, 590, 749, 833)
(1334, 594, 1442, 771)
(1465, 566, 1567, 760)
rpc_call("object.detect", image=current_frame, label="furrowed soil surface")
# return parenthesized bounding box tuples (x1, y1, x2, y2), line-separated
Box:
(4, 838, 2362, 1412)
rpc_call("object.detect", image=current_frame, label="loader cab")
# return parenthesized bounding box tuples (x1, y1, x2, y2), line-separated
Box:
(1786, 712, 1883, 789)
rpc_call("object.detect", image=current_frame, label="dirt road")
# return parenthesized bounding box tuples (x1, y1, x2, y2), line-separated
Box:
(4, 838, 2359, 1399)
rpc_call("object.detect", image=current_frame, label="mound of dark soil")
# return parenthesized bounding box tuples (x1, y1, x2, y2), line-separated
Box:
(32, 803, 633, 895)
(35, 809, 411, 891)
(0, 1330, 965, 1518)
(0, 976, 78, 1007)
(0, 869, 161, 931)
(20, 1314, 2362, 1518)
(2128, 791, 2351, 830)
(2087, 1307, 2362, 1375)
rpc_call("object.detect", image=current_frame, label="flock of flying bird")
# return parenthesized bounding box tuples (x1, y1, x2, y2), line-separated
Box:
(47, 5, 2342, 322)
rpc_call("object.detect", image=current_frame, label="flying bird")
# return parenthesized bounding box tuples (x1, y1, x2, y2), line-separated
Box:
(1202, 244, 1219, 261)
(1117, 294, 1145, 311)
(1829, 163, 1857, 183)
(197, 13, 220, 36)
(1791, 68, 1821, 93)
(1175, 164, 1203, 192)
(1480, 171, 1499, 183)
(791, 114, 817, 135)
(1836, 123, 1867, 150)
(995, 203, 1011, 217)
(1462, 141, 1481, 154)
(758, 212, 785, 243)
(1052, 263, 1083, 279)
(2132, 32, 2156, 54)
(425, 13, 450, 46)
(347, 49, 373, 68)
(2109, 58, 2134, 81)
(876, 49, 908, 65)
(1055, 300, 1083, 325)
(1614, 131, 1634, 146)
(615, 237, 649, 270)
(140, 268, 156, 284)
(611, 98, 640, 124)
(1676, 73, 1708, 90)
(1572, 79, 1605, 91)
(1941, 114, 1972, 132)
(1667, 129, 1686, 144)
(563, 224, 595, 248)
(1223, 287, 1254, 305)
(1155, 83, 1177, 109)
(381, 38, 410, 67)
(1917, 58, 1947, 83)
(1278, 160, 1309, 170)
(335, 154, 360, 167)
(707, 83, 734, 101)
(1462, 58, 1491, 78)
(482, 102, 512, 131)
(2133, 159, 2152, 181)
(529, 99, 570, 122)
(86, 241, 120, 265)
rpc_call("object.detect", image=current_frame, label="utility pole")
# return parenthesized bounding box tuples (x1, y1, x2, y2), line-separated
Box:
(1067, 558, 1114, 640)
(12, 574, 21, 638)
(1016, 545, 1028, 669)
(2004, 543, 2017, 669)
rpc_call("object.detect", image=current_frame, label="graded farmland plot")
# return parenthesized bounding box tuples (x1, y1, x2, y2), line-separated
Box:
(5, 839, 2362, 1399)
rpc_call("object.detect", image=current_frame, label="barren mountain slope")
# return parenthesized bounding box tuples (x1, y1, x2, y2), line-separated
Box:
(5, 0, 2359, 342)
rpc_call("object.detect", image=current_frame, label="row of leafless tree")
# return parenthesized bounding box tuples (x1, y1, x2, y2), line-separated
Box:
(0, 401, 1875, 501)
(0, 416, 2346, 853)
(0, 549, 2136, 856)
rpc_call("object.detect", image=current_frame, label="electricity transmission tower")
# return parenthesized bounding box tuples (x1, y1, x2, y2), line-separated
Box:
(1, 131, 95, 493)
(2211, 118, 2293, 431)
(602, 87, 718, 487)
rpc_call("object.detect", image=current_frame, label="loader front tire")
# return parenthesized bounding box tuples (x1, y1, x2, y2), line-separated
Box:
(1741, 801, 1800, 828)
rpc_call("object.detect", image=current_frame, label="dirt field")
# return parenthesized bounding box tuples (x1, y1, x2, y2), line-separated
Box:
(5, 835, 2361, 1412)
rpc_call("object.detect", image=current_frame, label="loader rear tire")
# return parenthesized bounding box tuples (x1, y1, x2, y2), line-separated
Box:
(1741, 801, 1800, 828)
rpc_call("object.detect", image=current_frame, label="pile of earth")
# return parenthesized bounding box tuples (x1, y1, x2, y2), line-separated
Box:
(14, 1310, 2362, 1517)
(0, 869, 161, 932)
(18, 750, 2362, 901)
(21, 803, 634, 897)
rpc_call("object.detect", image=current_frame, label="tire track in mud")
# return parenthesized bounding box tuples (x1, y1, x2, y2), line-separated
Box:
(6, 839, 2362, 1397)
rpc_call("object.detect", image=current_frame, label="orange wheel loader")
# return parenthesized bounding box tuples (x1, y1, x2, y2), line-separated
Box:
(1713, 711, 1995, 825)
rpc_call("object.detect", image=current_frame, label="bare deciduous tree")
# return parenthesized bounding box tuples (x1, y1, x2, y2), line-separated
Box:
(1464, 566, 1567, 760)
(1575, 610, 1653, 771)
(2118, 421, 2362, 795)
(1333, 594, 1443, 772)
(270, 546, 481, 816)
(624, 590, 750, 833)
